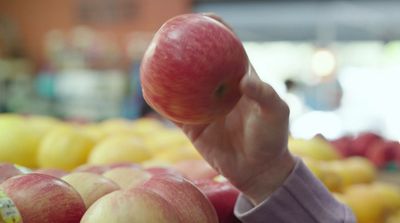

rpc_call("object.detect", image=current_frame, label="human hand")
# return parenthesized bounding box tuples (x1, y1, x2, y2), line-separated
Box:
(177, 62, 295, 205)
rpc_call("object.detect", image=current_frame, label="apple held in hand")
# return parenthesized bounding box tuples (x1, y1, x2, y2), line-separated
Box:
(0, 173, 86, 223)
(141, 13, 249, 124)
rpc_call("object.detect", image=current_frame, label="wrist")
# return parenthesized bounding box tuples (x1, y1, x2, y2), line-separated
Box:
(241, 150, 296, 205)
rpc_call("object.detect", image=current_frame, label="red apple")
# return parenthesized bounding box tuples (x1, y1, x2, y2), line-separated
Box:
(365, 140, 398, 168)
(383, 141, 400, 163)
(330, 136, 354, 157)
(107, 162, 141, 170)
(352, 132, 383, 156)
(138, 174, 218, 223)
(141, 13, 248, 124)
(0, 163, 23, 183)
(102, 167, 151, 189)
(0, 173, 86, 223)
(62, 172, 120, 208)
(145, 166, 183, 177)
(195, 179, 241, 223)
(173, 159, 219, 181)
(81, 188, 180, 223)
(393, 143, 400, 167)
(33, 168, 68, 178)
(73, 164, 111, 174)
(73, 162, 140, 174)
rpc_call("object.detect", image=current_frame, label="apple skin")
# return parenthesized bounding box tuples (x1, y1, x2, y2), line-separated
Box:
(141, 13, 249, 124)
(62, 172, 120, 208)
(330, 136, 354, 157)
(107, 162, 141, 170)
(81, 187, 180, 223)
(195, 179, 241, 223)
(102, 167, 152, 189)
(394, 144, 400, 167)
(145, 166, 184, 177)
(138, 174, 218, 223)
(366, 140, 398, 168)
(73, 164, 111, 174)
(0, 173, 86, 223)
(352, 132, 383, 156)
(33, 168, 68, 178)
(73, 162, 140, 174)
(0, 163, 23, 183)
(173, 159, 219, 181)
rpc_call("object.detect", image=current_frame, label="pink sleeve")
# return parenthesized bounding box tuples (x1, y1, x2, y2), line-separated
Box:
(234, 158, 356, 223)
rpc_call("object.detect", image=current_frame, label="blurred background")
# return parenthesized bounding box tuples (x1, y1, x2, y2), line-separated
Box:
(2, 2, 400, 222)
(0, 0, 399, 140)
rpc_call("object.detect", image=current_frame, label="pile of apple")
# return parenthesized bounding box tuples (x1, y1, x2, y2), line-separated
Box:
(289, 136, 400, 223)
(0, 161, 240, 223)
(0, 112, 246, 222)
(330, 132, 400, 169)
(0, 113, 206, 171)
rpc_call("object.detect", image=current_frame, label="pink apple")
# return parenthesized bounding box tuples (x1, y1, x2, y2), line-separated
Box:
(139, 174, 218, 223)
(141, 13, 249, 124)
(81, 187, 180, 223)
(173, 159, 219, 181)
(393, 143, 400, 167)
(195, 179, 241, 223)
(330, 136, 354, 157)
(107, 162, 141, 169)
(0, 163, 23, 183)
(33, 168, 68, 178)
(0, 173, 86, 223)
(145, 166, 183, 177)
(62, 172, 120, 208)
(352, 132, 383, 156)
(365, 140, 398, 168)
(73, 164, 111, 174)
(102, 167, 151, 189)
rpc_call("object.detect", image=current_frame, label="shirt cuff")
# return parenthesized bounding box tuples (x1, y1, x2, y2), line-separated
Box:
(234, 158, 356, 223)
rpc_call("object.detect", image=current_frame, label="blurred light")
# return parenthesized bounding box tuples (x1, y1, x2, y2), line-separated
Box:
(311, 49, 336, 77)
(290, 111, 343, 140)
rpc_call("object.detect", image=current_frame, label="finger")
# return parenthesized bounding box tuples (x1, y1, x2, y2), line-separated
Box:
(240, 66, 283, 111)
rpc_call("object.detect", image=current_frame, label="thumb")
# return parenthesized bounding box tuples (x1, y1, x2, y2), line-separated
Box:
(240, 66, 283, 111)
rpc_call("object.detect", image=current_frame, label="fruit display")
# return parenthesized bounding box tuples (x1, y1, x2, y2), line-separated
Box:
(0, 114, 236, 222)
(330, 132, 400, 169)
(0, 173, 86, 223)
(289, 135, 400, 223)
(1, 113, 400, 222)
(61, 172, 120, 208)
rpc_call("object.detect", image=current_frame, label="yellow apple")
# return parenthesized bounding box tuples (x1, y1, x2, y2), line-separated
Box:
(88, 135, 152, 165)
(289, 136, 340, 161)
